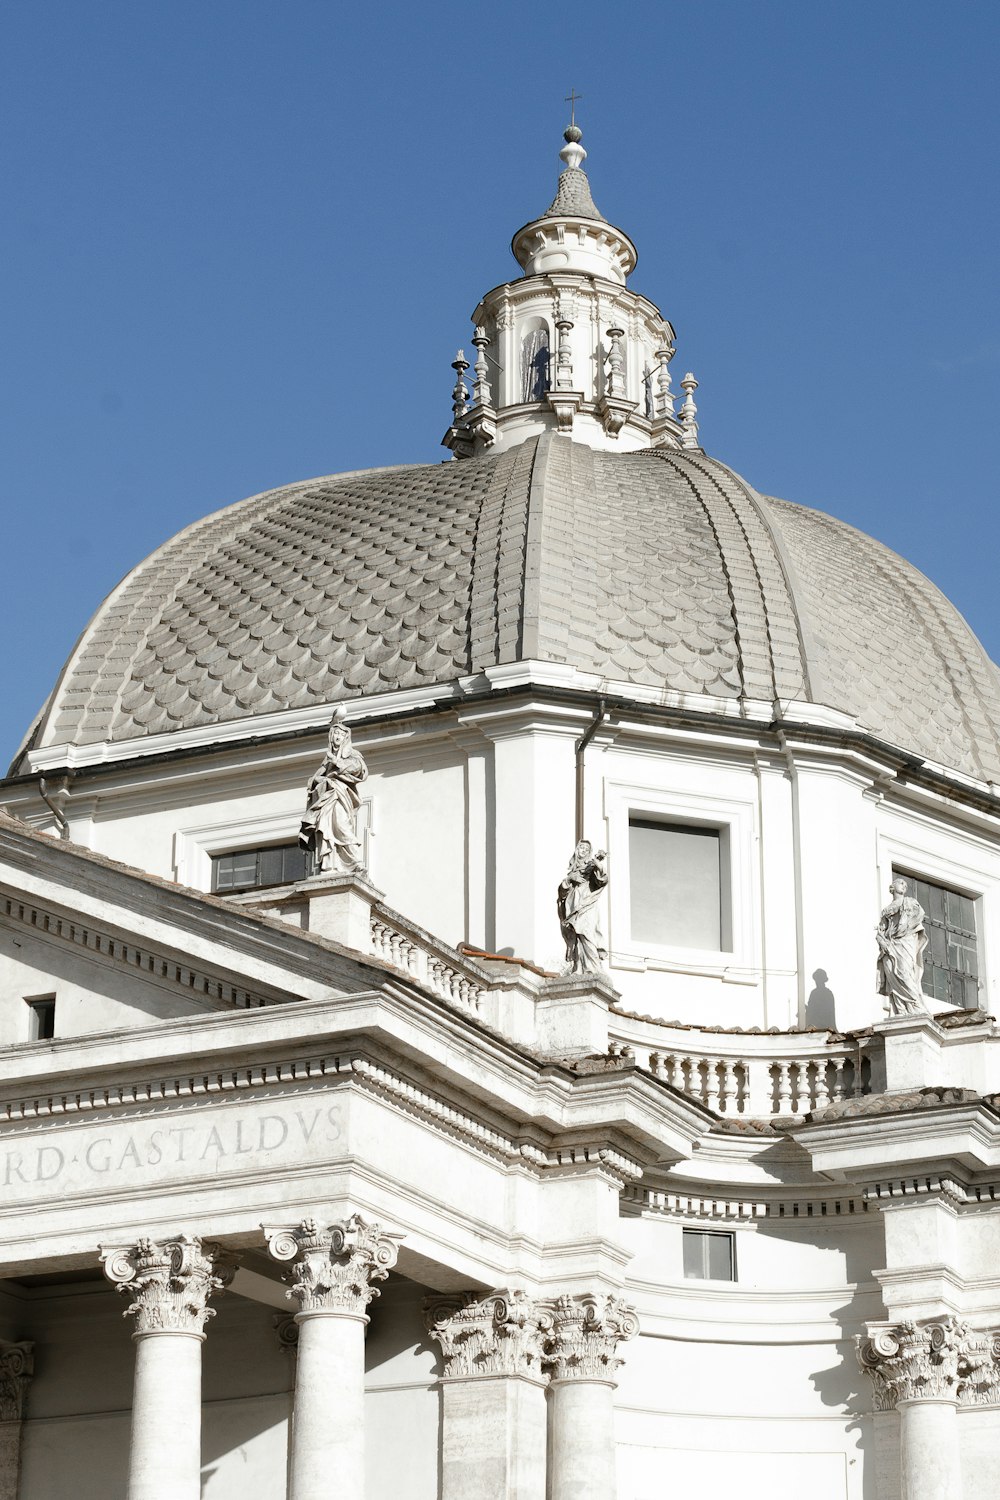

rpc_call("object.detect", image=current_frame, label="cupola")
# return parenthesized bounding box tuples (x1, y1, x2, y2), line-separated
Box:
(443, 120, 693, 458)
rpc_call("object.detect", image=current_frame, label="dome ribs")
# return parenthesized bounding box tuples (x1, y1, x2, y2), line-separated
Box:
(760, 496, 1000, 781)
(528, 437, 744, 699)
(660, 450, 808, 707)
(33, 443, 1000, 788)
(469, 440, 538, 668)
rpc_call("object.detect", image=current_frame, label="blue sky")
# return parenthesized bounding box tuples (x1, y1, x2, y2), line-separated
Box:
(2, 1, 998, 764)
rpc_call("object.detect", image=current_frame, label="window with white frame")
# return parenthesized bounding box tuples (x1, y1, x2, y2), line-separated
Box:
(628, 818, 731, 951)
(894, 868, 980, 1010)
(682, 1228, 736, 1281)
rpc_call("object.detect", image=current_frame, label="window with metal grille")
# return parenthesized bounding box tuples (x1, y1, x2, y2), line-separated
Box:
(894, 869, 980, 1010)
(682, 1229, 735, 1281)
(211, 844, 313, 894)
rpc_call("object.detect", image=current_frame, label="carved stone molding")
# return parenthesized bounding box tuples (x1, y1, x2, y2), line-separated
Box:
(264, 1213, 400, 1318)
(100, 1236, 236, 1337)
(426, 1289, 550, 1382)
(544, 1294, 639, 1383)
(0, 1342, 33, 1422)
(857, 1318, 1000, 1409)
(272, 1313, 299, 1357)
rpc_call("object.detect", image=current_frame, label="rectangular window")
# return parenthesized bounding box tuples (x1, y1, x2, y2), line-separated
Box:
(629, 819, 727, 950)
(894, 869, 980, 1010)
(26, 997, 56, 1041)
(682, 1229, 735, 1281)
(211, 843, 313, 894)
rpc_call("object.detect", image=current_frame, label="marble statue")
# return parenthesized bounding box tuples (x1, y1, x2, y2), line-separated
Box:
(299, 707, 369, 874)
(876, 876, 929, 1016)
(558, 840, 609, 975)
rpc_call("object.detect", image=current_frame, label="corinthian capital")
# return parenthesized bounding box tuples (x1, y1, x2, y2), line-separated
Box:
(857, 1317, 994, 1409)
(264, 1213, 401, 1317)
(545, 1293, 639, 1383)
(0, 1341, 33, 1421)
(100, 1236, 235, 1337)
(426, 1289, 549, 1381)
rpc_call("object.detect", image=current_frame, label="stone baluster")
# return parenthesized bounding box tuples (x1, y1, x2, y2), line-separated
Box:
(545, 1294, 638, 1500)
(857, 1318, 991, 1500)
(427, 1289, 549, 1500)
(775, 1061, 793, 1114)
(813, 1060, 831, 1110)
(101, 1236, 234, 1500)
(719, 1060, 738, 1114)
(0, 1341, 33, 1500)
(831, 1054, 850, 1101)
(265, 1214, 400, 1500)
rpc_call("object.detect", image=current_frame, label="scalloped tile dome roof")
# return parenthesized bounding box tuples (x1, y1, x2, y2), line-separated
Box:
(27, 435, 1000, 782)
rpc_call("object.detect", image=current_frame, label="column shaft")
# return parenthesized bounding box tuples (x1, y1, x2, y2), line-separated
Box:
(549, 1379, 617, 1500)
(289, 1313, 366, 1500)
(899, 1399, 962, 1500)
(128, 1332, 203, 1500)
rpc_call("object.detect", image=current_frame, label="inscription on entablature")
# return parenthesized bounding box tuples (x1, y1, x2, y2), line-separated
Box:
(0, 1098, 344, 1203)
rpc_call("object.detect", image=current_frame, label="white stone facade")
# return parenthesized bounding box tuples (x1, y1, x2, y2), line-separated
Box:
(1, 124, 1000, 1499)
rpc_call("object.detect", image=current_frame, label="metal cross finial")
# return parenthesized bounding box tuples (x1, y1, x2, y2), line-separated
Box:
(564, 89, 583, 126)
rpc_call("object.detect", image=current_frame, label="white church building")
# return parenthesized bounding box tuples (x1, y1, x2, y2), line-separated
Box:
(1, 121, 999, 1500)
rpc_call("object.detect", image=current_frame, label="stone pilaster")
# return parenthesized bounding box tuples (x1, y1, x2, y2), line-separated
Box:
(101, 1236, 234, 1500)
(426, 1290, 549, 1500)
(858, 1318, 998, 1500)
(0, 1342, 33, 1500)
(545, 1295, 638, 1500)
(264, 1214, 400, 1500)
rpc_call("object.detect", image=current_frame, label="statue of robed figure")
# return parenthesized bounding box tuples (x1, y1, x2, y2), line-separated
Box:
(876, 876, 929, 1016)
(299, 706, 369, 874)
(558, 840, 609, 975)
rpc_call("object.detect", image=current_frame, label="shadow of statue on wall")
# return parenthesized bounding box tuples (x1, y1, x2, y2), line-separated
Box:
(805, 968, 837, 1029)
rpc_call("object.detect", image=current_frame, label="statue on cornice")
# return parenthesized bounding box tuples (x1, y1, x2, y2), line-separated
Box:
(558, 841, 609, 975)
(299, 707, 369, 874)
(876, 876, 929, 1016)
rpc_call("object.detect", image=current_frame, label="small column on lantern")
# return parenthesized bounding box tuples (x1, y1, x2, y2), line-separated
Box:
(547, 303, 584, 434)
(465, 326, 498, 451)
(680, 372, 701, 450)
(442, 350, 475, 459)
(597, 326, 637, 439)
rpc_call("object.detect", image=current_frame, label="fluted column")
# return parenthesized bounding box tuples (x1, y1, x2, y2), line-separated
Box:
(858, 1317, 996, 1500)
(546, 1295, 638, 1500)
(0, 1341, 33, 1500)
(101, 1236, 233, 1500)
(427, 1289, 549, 1500)
(265, 1214, 400, 1500)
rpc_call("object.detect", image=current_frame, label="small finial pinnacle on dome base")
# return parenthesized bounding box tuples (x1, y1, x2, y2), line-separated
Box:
(680, 373, 700, 450)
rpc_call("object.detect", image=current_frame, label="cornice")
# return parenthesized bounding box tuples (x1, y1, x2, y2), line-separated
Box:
(9, 675, 1000, 825)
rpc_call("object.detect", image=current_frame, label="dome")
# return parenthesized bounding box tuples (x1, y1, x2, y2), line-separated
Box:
(25, 432, 1000, 784)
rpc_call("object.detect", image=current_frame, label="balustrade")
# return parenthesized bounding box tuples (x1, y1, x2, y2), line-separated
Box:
(647, 1041, 869, 1119)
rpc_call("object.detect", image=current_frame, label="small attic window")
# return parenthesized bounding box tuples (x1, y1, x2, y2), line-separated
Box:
(212, 843, 313, 894)
(26, 996, 56, 1041)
